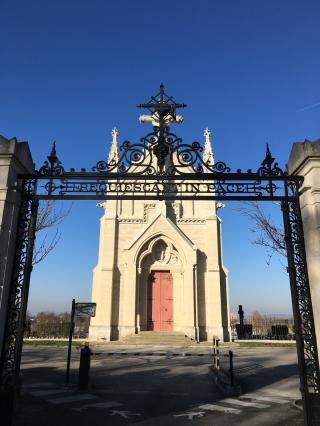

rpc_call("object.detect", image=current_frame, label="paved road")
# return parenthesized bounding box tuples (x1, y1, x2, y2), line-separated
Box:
(14, 345, 303, 425)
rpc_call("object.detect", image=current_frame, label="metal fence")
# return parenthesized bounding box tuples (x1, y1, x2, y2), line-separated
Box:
(24, 318, 295, 341)
(231, 317, 295, 340)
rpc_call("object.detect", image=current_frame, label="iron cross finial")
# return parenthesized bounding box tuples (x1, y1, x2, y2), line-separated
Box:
(159, 83, 165, 102)
(137, 84, 187, 118)
(47, 141, 58, 170)
(261, 143, 274, 168)
(50, 141, 56, 157)
(137, 85, 187, 174)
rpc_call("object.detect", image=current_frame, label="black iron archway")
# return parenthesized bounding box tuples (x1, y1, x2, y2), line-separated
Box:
(1, 85, 319, 425)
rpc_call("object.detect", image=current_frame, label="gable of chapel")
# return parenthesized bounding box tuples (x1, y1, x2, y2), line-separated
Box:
(125, 212, 197, 262)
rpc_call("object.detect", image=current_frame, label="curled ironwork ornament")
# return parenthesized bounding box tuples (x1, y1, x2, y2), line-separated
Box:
(283, 185, 320, 395)
(257, 143, 284, 177)
(37, 86, 283, 178)
(93, 140, 157, 175)
(92, 127, 234, 176)
(40, 134, 280, 178)
(0, 181, 38, 385)
(94, 133, 281, 177)
(38, 141, 64, 176)
(33, 87, 288, 202)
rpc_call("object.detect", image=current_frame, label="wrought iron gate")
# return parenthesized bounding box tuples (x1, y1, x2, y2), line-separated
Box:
(0, 85, 319, 425)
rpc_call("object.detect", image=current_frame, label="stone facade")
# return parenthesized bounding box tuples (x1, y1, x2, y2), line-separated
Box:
(89, 129, 230, 342)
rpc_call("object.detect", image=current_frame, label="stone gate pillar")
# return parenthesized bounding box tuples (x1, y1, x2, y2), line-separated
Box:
(0, 135, 34, 356)
(287, 138, 320, 365)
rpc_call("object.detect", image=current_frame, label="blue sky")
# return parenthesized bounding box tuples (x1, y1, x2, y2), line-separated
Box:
(1, 0, 320, 315)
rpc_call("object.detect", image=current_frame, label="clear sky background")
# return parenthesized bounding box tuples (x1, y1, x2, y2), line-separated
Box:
(1, 0, 320, 316)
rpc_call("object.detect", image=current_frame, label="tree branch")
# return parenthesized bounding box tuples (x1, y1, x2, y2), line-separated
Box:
(32, 201, 71, 266)
(33, 229, 61, 265)
(237, 201, 287, 261)
(36, 200, 71, 232)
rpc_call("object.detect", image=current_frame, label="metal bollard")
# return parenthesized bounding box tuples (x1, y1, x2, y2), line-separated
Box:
(213, 337, 220, 370)
(229, 350, 234, 386)
(78, 343, 92, 390)
(216, 339, 220, 370)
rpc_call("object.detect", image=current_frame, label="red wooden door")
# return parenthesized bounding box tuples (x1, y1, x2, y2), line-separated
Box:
(147, 271, 173, 331)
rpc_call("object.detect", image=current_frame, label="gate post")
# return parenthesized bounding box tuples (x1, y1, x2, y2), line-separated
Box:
(288, 140, 320, 369)
(282, 194, 320, 425)
(0, 136, 34, 424)
(0, 136, 34, 358)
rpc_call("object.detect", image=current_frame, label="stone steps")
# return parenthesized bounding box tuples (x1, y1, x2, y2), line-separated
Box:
(121, 331, 194, 345)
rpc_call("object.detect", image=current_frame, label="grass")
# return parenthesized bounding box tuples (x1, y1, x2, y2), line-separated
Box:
(237, 341, 296, 348)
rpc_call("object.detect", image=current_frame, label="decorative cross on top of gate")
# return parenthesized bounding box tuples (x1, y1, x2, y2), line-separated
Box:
(137, 84, 187, 173)
(37, 84, 285, 180)
(138, 83, 186, 127)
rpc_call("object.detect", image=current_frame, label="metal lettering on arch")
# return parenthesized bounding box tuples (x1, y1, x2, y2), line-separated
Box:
(1, 84, 319, 424)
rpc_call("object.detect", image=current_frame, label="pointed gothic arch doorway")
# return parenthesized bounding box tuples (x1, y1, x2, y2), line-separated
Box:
(136, 236, 185, 335)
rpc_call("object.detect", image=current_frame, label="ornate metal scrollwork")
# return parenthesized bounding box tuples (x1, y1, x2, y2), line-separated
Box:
(92, 88, 283, 177)
(282, 183, 320, 394)
(93, 140, 157, 175)
(0, 180, 38, 385)
(38, 142, 64, 176)
(257, 144, 284, 177)
(91, 125, 233, 176)
(91, 128, 233, 176)
(37, 87, 284, 181)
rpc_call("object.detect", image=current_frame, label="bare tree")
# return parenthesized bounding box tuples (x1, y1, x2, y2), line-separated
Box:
(25, 311, 90, 338)
(238, 201, 286, 265)
(33, 201, 71, 265)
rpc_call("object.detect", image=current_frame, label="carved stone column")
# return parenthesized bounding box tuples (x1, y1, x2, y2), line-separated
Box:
(135, 267, 141, 333)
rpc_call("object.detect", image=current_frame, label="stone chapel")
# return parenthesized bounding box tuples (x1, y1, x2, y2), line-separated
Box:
(89, 120, 231, 342)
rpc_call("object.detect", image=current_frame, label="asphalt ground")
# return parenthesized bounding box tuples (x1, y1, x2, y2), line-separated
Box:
(13, 345, 304, 425)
